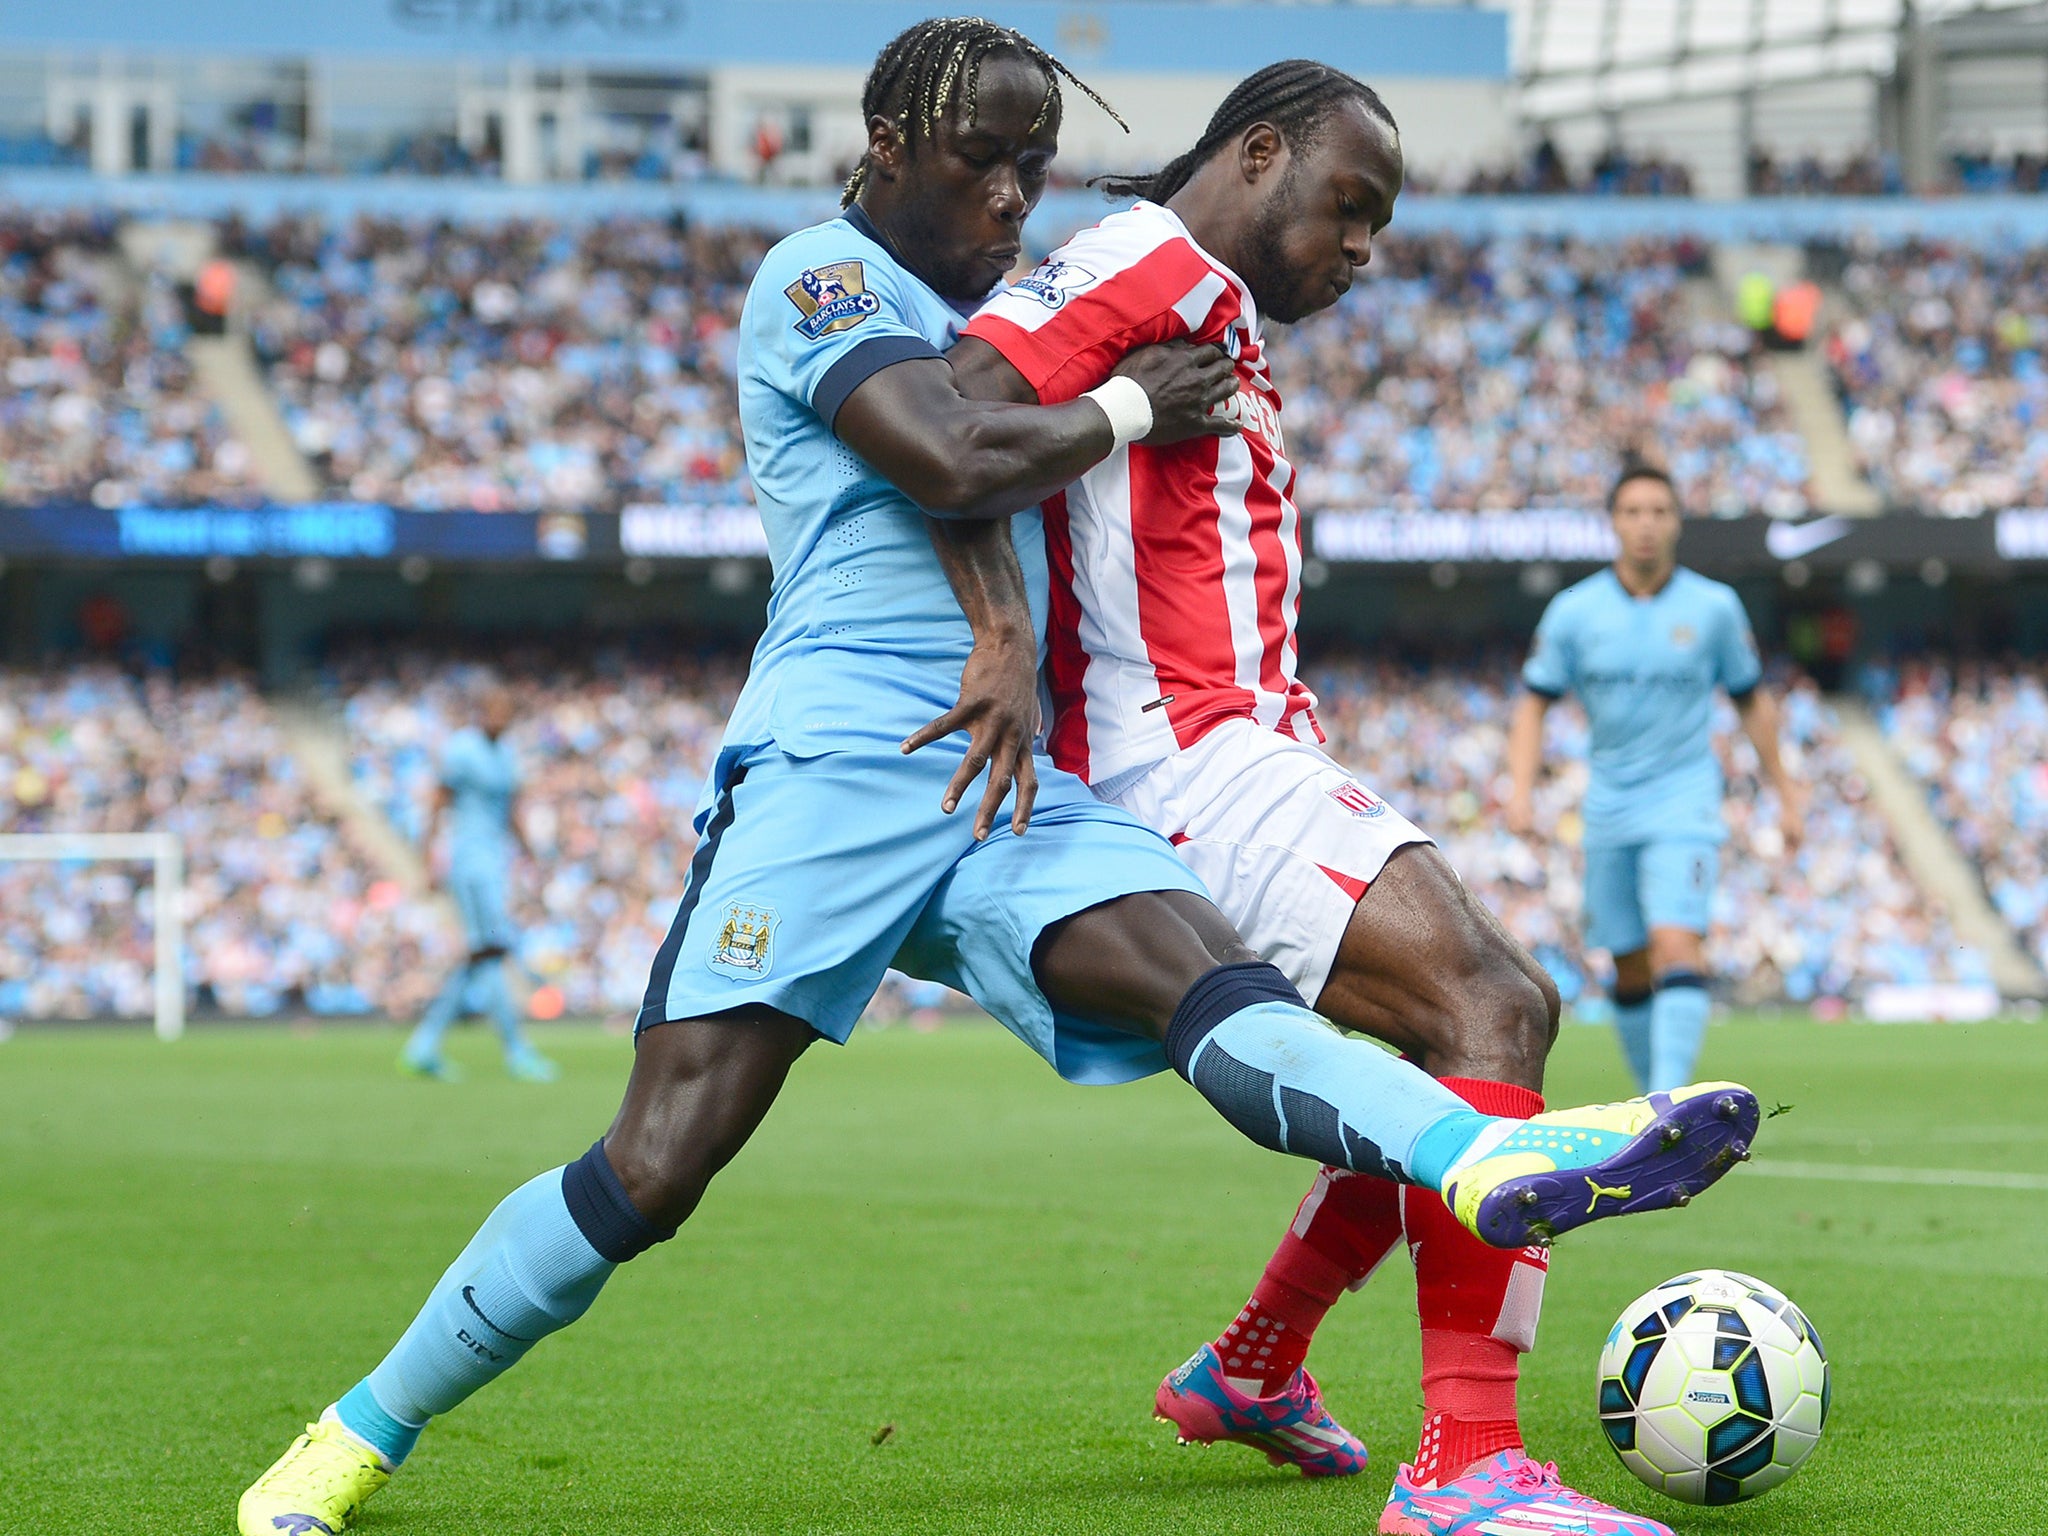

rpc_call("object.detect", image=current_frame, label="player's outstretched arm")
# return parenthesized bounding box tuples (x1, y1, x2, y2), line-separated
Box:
(833, 341, 1238, 522)
(1735, 687, 1805, 852)
(1504, 691, 1550, 837)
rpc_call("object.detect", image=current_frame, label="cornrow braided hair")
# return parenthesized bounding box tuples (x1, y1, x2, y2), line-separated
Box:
(1093, 59, 1395, 203)
(842, 16, 1125, 205)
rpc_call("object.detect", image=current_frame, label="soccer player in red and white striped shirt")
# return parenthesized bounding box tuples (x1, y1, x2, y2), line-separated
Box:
(942, 62, 1673, 1536)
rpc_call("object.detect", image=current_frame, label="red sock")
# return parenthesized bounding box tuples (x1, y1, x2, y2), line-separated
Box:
(1405, 1077, 1550, 1486)
(1214, 1168, 1404, 1397)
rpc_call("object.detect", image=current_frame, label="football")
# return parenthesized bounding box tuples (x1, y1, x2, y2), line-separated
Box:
(1596, 1269, 1830, 1505)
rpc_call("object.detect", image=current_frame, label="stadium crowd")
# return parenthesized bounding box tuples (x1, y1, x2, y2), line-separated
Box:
(1825, 239, 2048, 514)
(333, 646, 743, 1019)
(0, 209, 258, 509)
(0, 664, 451, 1020)
(1308, 656, 1981, 1009)
(1882, 659, 2048, 973)
(200, 213, 1813, 519)
(0, 648, 1997, 1021)
(1280, 233, 1811, 517)
(237, 214, 769, 513)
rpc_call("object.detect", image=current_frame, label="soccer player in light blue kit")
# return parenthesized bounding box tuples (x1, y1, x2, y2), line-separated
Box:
(1508, 464, 1804, 1093)
(400, 684, 558, 1083)
(238, 27, 1758, 1532)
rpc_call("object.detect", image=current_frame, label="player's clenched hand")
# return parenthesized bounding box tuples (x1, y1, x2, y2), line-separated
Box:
(901, 631, 1040, 840)
(1503, 788, 1536, 838)
(1111, 342, 1241, 445)
(1776, 782, 1807, 856)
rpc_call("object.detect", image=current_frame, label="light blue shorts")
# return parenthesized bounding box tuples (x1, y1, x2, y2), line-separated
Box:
(637, 742, 1208, 1085)
(448, 863, 518, 954)
(1582, 838, 1720, 957)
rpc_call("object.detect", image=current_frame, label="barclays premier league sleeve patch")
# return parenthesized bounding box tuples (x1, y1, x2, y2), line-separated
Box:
(785, 260, 881, 340)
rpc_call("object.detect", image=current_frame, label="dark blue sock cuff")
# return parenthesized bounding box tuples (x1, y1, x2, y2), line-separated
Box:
(1613, 986, 1655, 1008)
(1654, 970, 1710, 992)
(1164, 961, 1306, 1080)
(561, 1140, 671, 1263)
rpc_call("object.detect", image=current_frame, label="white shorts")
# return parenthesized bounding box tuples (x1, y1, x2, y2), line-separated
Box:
(1100, 717, 1433, 1004)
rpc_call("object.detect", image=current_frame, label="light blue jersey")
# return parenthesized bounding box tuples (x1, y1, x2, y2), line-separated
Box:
(1522, 566, 1761, 850)
(643, 208, 1203, 1084)
(441, 726, 521, 952)
(717, 206, 1050, 778)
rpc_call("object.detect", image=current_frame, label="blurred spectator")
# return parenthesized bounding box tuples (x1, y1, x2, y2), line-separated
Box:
(0, 664, 452, 1020)
(1408, 138, 1695, 198)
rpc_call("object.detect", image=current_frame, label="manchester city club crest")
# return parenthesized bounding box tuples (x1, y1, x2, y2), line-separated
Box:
(1670, 623, 1697, 648)
(785, 260, 881, 340)
(709, 901, 780, 978)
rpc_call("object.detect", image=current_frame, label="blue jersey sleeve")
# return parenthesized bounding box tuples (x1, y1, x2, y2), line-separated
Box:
(439, 732, 477, 795)
(1522, 593, 1576, 699)
(1714, 586, 1763, 698)
(751, 227, 944, 432)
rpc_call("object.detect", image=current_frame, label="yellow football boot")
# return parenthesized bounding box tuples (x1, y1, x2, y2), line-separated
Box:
(237, 1415, 391, 1536)
(1441, 1082, 1759, 1248)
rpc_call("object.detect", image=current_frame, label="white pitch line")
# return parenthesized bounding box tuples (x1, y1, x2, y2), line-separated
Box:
(1747, 1160, 2048, 1192)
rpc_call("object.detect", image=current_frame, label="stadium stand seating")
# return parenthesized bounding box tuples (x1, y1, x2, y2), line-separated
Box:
(1883, 659, 2048, 974)
(1825, 239, 2048, 515)
(237, 215, 768, 512)
(0, 210, 258, 508)
(1282, 233, 1810, 517)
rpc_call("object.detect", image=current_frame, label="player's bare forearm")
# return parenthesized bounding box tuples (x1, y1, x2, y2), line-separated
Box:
(834, 356, 1120, 521)
(1504, 692, 1550, 830)
(1736, 688, 1795, 799)
(907, 516, 1041, 838)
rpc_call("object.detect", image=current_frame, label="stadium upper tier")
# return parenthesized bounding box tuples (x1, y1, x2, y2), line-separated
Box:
(1825, 240, 2048, 517)
(0, 210, 257, 508)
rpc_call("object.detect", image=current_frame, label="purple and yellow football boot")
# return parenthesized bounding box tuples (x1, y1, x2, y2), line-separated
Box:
(1153, 1344, 1369, 1478)
(1380, 1451, 1672, 1536)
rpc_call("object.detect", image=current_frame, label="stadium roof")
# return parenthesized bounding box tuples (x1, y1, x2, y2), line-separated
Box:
(1466, 0, 2047, 122)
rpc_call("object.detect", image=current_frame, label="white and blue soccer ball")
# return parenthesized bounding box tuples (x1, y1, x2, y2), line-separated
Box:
(1596, 1269, 1829, 1505)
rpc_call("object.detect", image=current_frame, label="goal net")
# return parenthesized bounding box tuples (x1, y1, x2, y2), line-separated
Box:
(0, 832, 185, 1040)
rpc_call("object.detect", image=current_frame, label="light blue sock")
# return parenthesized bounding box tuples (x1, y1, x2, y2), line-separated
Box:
(1649, 974, 1712, 1093)
(405, 963, 472, 1063)
(475, 960, 527, 1057)
(1613, 994, 1654, 1091)
(335, 1153, 655, 1465)
(1165, 966, 1494, 1191)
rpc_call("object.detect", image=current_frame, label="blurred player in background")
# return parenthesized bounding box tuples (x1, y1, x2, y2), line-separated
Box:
(945, 59, 1699, 1536)
(399, 684, 558, 1083)
(1507, 463, 1803, 1095)
(238, 26, 1758, 1536)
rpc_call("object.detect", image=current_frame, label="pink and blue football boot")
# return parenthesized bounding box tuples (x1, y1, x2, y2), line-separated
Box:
(1380, 1451, 1672, 1535)
(1153, 1344, 1369, 1478)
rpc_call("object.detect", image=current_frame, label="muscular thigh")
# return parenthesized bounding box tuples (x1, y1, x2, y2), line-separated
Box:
(1313, 843, 1553, 1063)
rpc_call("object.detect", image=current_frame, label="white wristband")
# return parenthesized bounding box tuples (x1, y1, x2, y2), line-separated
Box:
(1082, 375, 1154, 451)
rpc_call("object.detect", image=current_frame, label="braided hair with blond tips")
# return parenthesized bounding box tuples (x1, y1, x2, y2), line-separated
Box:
(1092, 60, 1394, 204)
(842, 16, 1125, 205)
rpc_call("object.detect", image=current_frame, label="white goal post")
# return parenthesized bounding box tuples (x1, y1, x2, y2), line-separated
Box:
(0, 832, 185, 1040)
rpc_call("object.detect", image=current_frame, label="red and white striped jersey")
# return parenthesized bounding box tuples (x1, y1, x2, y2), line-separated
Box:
(963, 201, 1321, 787)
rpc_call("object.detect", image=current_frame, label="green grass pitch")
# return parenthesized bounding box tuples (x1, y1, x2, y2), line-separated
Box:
(3, 1015, 2045, 1534)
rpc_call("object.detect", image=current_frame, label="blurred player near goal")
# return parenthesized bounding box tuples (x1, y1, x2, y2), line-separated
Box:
(399, 684, 558, 1083)
(1506, 463, 1804, 1094)
(944, 59, 1685, 1536)
(238, 27, 1758, 1536)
